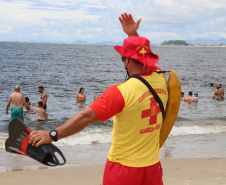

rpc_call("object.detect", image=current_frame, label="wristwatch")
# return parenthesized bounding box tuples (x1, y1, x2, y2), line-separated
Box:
(49, 130, 58, 142)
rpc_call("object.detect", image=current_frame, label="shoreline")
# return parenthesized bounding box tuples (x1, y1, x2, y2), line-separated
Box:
(0, 158, 226, 185)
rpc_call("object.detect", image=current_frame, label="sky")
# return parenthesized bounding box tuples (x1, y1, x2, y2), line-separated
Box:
(0, 0, 225, 44)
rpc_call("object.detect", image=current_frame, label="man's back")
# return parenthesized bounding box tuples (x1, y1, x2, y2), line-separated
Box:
(37, 108, 46, 120)
(90, 71, 168, 167)
(109, 72, 168, 167)
(6, 86, 27, 121)
(213, 89, 222, 99)
(184, 96, 196, 102)
(10, 92, 24, 108)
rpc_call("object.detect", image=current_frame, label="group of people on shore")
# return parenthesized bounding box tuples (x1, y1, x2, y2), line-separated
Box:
(181, 83, 224, 103)
(6, 85, 48, 122)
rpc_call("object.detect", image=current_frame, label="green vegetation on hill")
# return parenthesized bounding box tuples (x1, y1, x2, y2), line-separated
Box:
(162, 40, 189, 46)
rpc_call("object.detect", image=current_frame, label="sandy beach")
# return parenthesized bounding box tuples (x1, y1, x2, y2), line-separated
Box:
(0, 158, 226, 185)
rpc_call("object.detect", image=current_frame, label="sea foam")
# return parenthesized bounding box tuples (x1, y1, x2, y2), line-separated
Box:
(170, 125, 226, 137)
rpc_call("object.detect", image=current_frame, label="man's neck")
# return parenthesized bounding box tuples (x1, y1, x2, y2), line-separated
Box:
(128, 62, 151, 76)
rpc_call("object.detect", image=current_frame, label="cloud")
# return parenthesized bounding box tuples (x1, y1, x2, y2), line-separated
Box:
(0, 0, 225, 43)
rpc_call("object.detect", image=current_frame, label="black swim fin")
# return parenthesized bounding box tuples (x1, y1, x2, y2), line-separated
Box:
(5, 117, 66, 166)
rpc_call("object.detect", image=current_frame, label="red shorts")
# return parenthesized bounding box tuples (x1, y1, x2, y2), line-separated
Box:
(103, 159, 163, 185)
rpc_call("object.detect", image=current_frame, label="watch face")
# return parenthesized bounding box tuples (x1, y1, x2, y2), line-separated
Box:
(51, 131, 57, 137)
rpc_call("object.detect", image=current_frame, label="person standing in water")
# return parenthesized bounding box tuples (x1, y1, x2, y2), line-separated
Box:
(194, 93, 198, 102)
(6, 85, 30, 121)
(94, 95, 99, 101)
(30, 86, 48, 110)
(183, 91, 197, 103)
(30, 102, 48, 121)
(213, 86, 223, 100)
(76, 87, 86, 103)
(218, 84, 224, 97)
(23, 97, 30, 112)
(181, 92, 185, 100)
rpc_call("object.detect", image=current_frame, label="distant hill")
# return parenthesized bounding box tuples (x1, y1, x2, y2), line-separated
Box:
(94, 41, 123, 45)
(73, 40, 90, 44)
(73, 40, 123, 45)
(161, 40, 189, 46)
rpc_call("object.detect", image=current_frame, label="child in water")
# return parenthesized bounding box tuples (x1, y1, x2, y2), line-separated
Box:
(30, 101, 48, 121)
(23, 97, 30, 112)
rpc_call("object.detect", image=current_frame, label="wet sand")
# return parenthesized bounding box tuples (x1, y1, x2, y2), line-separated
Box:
(0, 158, 226, 185)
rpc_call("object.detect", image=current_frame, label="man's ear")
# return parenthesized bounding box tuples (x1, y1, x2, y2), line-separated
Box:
(126, 58, 130, 66)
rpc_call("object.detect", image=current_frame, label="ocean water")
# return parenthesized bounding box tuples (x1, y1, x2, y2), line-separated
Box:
(0, 42, 226, 171)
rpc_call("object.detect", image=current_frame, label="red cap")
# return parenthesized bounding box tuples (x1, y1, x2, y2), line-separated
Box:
(114, 36, 159, 67)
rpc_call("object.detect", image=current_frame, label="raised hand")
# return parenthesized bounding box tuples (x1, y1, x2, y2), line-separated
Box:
(119, 13, 142, 37)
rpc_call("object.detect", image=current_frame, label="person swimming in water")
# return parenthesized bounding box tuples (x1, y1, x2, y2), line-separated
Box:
(210, 83, 215, 87)
(76, 87, 86, 103)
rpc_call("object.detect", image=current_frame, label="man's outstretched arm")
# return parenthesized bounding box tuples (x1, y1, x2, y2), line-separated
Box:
(29, 107, 100, 147)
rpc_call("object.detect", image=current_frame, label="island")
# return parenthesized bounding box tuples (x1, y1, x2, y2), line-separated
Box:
(161, 40, 189, 46)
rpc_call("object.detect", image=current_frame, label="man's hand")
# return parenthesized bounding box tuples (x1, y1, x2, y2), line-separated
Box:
(29, 130, 53, 147)
(119, 13, 142, 37)
(6, 110, 8, 115)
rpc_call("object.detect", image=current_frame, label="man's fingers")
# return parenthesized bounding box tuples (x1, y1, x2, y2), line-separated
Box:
(30, 130, 38, 136)
(121, 13, 126, 23)
(128, 13, 134, 22)
(30, 135, 40, 146)
(29, 131, 40, 145)
(119, 17, 124, 25)
(35, 139, 43, 147)
(29, 130, 51, 147)
(136, 18, 142, 27)
(29, 131, 38, 139)
(120, 13, 141, 26)
(30, 135, 43, 147)
(123, 13, 130, 22)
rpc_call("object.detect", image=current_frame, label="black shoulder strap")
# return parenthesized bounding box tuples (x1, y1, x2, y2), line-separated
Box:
(156, 70, 170, 74)
(130, 74, 165, 119)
